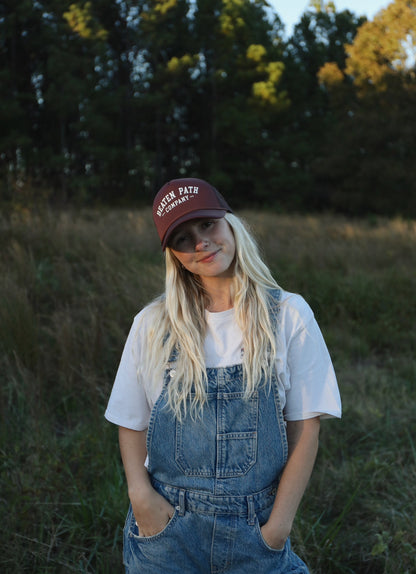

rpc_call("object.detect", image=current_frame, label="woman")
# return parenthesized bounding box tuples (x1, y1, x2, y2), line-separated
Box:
(105, 177, 341, 573)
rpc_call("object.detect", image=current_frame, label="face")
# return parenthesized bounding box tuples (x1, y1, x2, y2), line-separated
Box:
(167, 217, 236, 281)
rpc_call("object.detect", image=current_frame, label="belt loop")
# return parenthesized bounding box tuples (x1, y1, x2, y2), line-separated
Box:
(247, 495, 256, 525)
(176, 489, 186, 516)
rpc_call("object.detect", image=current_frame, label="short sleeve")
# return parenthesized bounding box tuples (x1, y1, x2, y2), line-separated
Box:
(283, 301, 341, 421)
(104, 314, 152, 431)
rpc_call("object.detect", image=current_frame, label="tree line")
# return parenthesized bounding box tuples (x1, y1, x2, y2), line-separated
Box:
(1, 0, 416, 216)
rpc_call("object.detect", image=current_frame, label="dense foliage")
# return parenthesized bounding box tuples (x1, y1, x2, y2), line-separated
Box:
(1, 0, 416, 215)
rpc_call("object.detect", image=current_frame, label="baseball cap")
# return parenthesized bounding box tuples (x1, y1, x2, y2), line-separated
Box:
(152, 178, 233, 249)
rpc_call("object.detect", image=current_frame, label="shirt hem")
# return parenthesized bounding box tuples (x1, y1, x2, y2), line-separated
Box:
(104, 410, 148, 431)
(285, 410, 341, 421)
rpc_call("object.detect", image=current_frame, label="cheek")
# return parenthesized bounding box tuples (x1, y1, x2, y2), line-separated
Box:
(170, 250, 188, 268)
(177, 254, 194, 270)
(227, 233, 236, 258)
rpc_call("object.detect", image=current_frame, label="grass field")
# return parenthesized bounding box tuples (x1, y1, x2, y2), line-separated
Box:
(1, 208, 415, 573)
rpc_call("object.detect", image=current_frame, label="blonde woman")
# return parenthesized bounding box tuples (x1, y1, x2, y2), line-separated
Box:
(105, 178, 341, 573)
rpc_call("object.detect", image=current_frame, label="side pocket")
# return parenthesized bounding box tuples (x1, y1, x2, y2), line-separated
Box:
(129, 507, 180, 543)
(254, 516, 287, 554)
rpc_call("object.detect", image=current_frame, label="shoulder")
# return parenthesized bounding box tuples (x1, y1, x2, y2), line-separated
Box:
(280, 290, 314, 321)
(269, 288, 314, 334)
(128, 295, 166, 341)
(134, 294, 165, 324)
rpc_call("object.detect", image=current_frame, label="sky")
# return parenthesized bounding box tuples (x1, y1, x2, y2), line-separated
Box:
(269, 0, 392, 34)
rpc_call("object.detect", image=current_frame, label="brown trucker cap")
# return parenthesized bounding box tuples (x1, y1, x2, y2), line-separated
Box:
(152, 178, 233, 249)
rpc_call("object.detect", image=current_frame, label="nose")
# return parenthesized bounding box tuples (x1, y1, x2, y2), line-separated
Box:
(194, 233, 209, 251)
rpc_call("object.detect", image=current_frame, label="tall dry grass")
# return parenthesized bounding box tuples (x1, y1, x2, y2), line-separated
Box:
(1, 208, 415, 573)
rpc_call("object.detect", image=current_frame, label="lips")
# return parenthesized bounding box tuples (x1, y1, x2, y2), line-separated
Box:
(198, 249, 220, 263)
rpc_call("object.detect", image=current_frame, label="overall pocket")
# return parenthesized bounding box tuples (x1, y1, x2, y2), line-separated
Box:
(127, 505, 180, 543)
(254, 516, 287, 554)
(175, 391, 259, 478)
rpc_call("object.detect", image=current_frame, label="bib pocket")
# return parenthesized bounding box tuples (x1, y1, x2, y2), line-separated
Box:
(175, 391, 259, 478)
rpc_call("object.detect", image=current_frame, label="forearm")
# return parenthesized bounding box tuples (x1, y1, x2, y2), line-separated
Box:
(118, 426, 152, 498)
(118, 426, 174, 536)
(262, 417, 320, 548)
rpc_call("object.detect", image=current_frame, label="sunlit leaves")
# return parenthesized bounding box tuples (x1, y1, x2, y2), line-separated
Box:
(166, 53, 199, 73)
(245, 44, 287, 106)
(63, 2, 108, 41)
(246, 43, 267, 62)
(317, 61, 344, 89)
(220, 0, 246, 36)
(142, 0, 178, 22)
(345, 0, 416, 92)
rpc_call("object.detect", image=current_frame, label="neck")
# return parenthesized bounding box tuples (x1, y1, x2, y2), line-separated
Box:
(202, 277, 234, 312)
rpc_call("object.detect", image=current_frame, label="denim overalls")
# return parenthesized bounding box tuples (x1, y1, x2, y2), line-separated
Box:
(123, 293, 309, 573)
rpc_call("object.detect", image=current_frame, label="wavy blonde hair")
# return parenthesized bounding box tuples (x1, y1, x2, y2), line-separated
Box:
(143, 213, 280, 419)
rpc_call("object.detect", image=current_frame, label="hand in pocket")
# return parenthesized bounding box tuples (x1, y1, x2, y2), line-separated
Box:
(132, 488, 175, 537)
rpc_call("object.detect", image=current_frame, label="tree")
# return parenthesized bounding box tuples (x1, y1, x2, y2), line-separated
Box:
(345, 0, 416, 94)
(0, 0, 117, 203)
(151, 0, 198, 187)
(315, 0, 416, 215)
(269, 1, 365, 208)
(0, 0, 46, 201)
(72, 0, 150, 202)
(189, 0, 288, 204)
(286, 1, 366, 105)
(5, 0, 410, 214)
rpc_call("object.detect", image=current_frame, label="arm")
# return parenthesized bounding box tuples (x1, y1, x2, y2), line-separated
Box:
(261, 416, 320, 549)
(118, 426, 175, 537)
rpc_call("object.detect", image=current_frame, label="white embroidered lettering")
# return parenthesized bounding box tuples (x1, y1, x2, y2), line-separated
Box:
(156, 189, 198, 217)
(156, 190, 177, 216)
(178, 186, 199, 196)
(163, 195, 190, 215)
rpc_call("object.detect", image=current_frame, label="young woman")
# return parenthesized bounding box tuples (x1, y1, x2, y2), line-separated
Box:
(105, 178, 341, 573)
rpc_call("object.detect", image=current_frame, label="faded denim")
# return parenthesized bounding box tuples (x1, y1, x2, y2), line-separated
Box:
(123, 362, 309, 573)
(123, 290, 309, 573)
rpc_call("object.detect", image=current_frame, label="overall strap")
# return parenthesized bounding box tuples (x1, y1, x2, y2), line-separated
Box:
(162, 332, 179, 365)
(266, 287, 282, 327)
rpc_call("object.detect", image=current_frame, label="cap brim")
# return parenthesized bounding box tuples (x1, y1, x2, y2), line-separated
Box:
(162, 209, 227, 249)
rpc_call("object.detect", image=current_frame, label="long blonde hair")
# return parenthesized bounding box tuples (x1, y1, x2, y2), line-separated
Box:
(143, 213, 280, 419)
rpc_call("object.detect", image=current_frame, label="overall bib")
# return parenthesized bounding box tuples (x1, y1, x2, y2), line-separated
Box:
(123, 358, 310, 573)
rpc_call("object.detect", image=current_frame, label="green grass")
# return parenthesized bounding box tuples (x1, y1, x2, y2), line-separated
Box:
(1, 208, 415, 573)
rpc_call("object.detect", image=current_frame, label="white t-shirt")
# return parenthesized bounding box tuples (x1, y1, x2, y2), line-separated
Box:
(105, 290, 341, 430)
